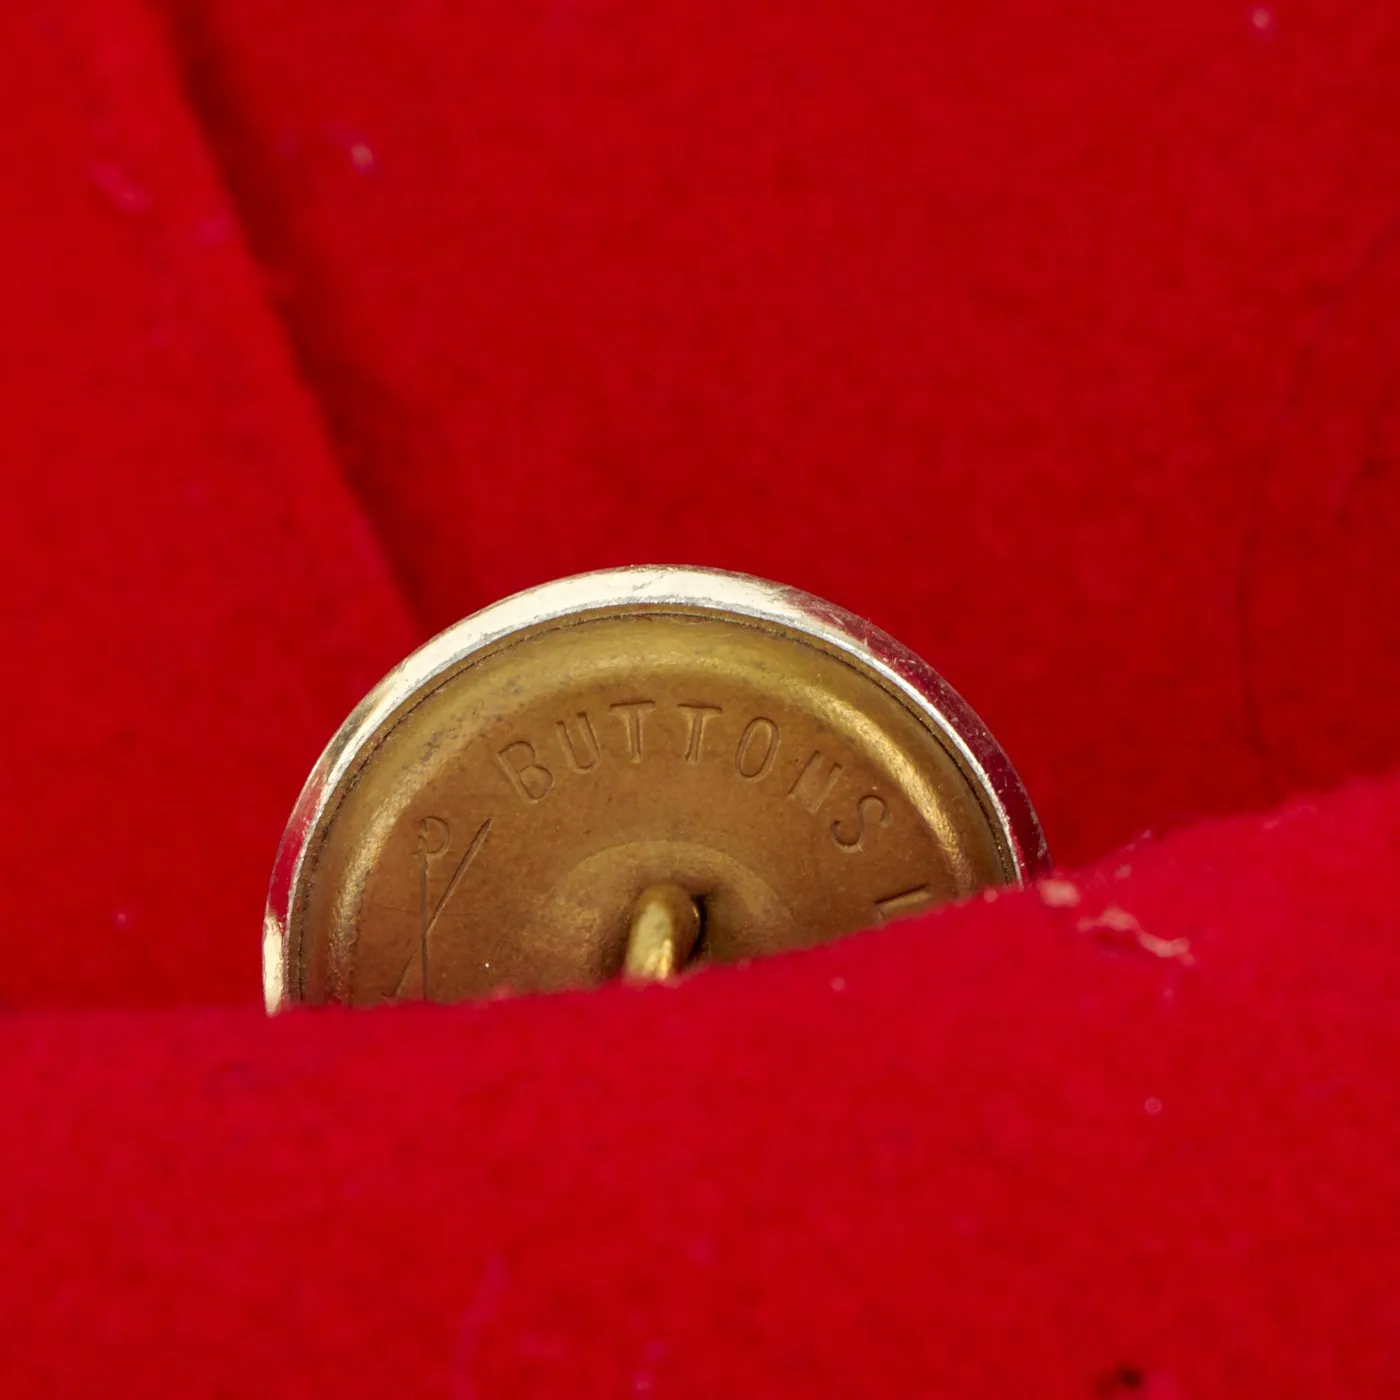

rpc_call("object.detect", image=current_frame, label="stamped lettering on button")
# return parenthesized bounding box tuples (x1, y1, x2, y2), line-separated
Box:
(268, 568, 1047, 1010)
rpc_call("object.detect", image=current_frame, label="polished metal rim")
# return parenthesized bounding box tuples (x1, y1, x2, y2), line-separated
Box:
(264, 565, 1049, 1012)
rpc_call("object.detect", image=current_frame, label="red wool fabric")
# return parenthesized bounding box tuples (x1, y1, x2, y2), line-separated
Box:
(2, 0, 1398, 1395)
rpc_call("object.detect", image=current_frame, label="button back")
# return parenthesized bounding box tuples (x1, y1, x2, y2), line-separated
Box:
(265, 567, 1048, 1011)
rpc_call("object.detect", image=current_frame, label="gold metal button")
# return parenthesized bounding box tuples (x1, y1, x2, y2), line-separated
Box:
(264, 567, 1047, 1011)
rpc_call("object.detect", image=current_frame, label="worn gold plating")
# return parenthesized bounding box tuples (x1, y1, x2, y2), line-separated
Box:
(266, 567, 1048, 1010)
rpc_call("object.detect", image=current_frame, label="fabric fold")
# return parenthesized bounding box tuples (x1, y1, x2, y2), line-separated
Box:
(3, 769, 1398, 1393)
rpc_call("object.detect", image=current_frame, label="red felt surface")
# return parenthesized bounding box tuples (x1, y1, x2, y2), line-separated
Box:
(0, 0, 415, 1010)
(4, 778, 1400, 1396)
(3, 0, 1399, 1393)
(156, 0, 1400, 862)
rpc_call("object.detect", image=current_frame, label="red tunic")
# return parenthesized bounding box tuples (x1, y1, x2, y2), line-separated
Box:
(1, 1, 1397, 1392)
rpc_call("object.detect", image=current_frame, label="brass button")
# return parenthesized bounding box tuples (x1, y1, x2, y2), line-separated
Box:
(264, 567, 1048, 1011)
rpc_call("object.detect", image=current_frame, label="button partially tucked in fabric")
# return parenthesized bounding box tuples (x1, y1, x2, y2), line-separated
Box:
(266, 567, 1048, 1009)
